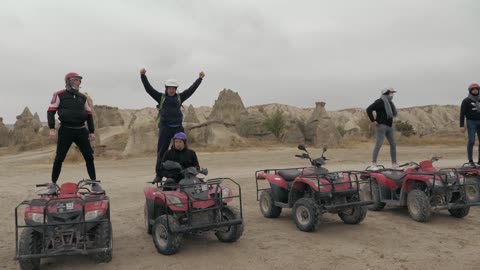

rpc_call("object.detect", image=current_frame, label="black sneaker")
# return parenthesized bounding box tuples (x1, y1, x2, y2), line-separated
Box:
(468, 161, 476, 167)
(152, 176, 162, 183)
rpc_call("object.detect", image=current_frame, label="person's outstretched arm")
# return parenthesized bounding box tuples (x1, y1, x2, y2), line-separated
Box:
(140, 68, 163, 103)
(180, 71, 205, 102)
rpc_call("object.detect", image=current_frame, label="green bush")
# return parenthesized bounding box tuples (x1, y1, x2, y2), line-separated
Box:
(264, 109, 286, 138)
(395, 120, 416, 137)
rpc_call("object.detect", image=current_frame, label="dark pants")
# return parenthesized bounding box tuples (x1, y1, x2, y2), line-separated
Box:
(467, 120, 480, 162)
(155, 125, 184, 177)
(52, 126, 96, 183)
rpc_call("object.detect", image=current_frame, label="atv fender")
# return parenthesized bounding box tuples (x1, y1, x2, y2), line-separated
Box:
(257, 172, 288, 189)
(291, 177, 331, 192)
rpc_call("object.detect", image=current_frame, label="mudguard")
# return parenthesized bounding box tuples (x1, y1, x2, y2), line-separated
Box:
(256, 172, 288, 189)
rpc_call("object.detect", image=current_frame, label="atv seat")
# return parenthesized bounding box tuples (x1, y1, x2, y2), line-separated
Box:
(383, 171, 407, 184)
(278, 170, 301, 182)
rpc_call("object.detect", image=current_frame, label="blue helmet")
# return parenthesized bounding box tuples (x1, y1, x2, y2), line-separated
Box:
(173, 132, 187, 141)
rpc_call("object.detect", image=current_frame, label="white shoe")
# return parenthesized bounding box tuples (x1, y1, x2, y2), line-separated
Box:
(369, 164, 380, 171)
(392, 163, 399, 169)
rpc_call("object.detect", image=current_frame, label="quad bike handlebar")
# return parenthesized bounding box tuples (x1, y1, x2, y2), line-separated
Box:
(296, 144, 328, 166)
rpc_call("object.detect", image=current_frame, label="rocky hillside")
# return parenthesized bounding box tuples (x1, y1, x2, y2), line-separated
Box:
(0, 89, 461, 157)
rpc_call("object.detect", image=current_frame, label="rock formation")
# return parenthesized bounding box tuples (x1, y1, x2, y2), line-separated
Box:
(122, 108, 158, 156)
(208, 89, 248, 125)
(0, 117, 9, 147)
(10, 107, 47, 150)
(305, 102, 341, 147)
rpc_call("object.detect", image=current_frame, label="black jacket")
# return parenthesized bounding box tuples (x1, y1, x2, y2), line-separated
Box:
(47, 89, 94, 132)
(460, 97, 480, 127)
(366, 98, 395, 127)
(162, 147, 200, 170)
(141, 75, 202, 127)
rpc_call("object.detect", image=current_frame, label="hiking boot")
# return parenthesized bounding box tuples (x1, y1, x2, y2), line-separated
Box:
(91, 183, 105, 193)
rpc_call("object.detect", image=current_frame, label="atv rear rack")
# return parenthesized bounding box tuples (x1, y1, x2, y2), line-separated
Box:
(14, 194, 112, 260)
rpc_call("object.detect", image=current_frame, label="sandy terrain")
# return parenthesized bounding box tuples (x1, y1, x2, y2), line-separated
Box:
(1, 145, 479, 270)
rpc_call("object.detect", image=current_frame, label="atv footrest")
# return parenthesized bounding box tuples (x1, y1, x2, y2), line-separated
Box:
(173, 219, 243, 233)
(324, 200, 373, 211)
(431, 201, 480, 211)
(15, 247, 112, 260)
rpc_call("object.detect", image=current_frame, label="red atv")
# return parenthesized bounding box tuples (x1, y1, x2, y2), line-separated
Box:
(361, 158, 480, 222)
(15, 180, 112, 270)
(255, 145, 373, 232)
(144, 161, 243, 255)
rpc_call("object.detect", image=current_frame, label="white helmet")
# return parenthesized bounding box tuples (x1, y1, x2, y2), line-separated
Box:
(165, 79, 179, 88)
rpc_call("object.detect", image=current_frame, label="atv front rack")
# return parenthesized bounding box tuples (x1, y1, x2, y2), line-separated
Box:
(14, 194, 112, 260)
(160, 178, 243, 233)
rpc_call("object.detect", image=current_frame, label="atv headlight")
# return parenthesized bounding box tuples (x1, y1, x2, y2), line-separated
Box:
(27, 213, 44, 223)
(222, 187, 231, 198)
(165, 194, 184, 207)
(85, 210, 102, 221)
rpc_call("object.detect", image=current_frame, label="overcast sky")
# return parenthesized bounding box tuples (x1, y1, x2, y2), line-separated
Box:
(1, 0, 479, 123)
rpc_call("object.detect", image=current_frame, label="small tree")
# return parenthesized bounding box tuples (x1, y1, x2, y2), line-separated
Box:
(395, 120, 416, 137)
(264, 109, 286, 138)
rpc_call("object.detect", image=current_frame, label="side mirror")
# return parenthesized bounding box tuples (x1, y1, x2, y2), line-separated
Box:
(298, 144, 307, 151)
(322, 146, 328, 153)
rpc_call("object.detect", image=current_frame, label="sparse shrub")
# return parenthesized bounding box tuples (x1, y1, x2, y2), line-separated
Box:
(264, 109, 286, 139)
(395, 120, 416, 137)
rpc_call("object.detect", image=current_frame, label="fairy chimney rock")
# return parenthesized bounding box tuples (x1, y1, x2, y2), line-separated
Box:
(208, 89, 248, 125)
(18, 107, 33, 119)
(184, 105, 200, 124)
(305, 101, 341, 147)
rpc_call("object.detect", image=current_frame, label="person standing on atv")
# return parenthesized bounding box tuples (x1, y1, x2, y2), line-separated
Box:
(140, 68, 205, 182)
(366, 87, 398, 169)
(161, 132, 200, 185)
(460, 83, 480, 166)
(47, 72, 103, 194)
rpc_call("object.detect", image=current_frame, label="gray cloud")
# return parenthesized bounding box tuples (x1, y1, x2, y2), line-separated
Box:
(1, 0, 479, 123)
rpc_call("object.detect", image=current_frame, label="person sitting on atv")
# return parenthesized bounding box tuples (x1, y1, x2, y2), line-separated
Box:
(160, 132, 200, 186)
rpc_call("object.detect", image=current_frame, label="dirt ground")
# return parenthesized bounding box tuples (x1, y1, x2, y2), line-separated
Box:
(1, 145, 479, 270)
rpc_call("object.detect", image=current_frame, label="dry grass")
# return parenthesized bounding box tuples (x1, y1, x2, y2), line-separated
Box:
(336, 137, 371, 149)
(335, 134, 465, 149)
(396, 135, 464, 146)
